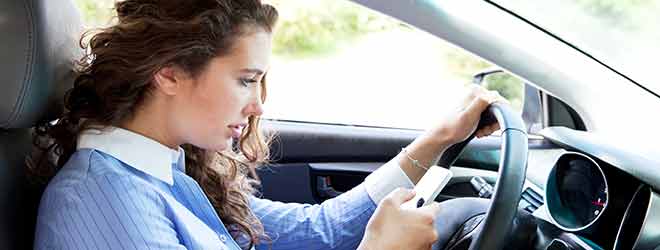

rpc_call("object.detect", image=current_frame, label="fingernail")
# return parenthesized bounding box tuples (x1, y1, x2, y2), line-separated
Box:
(416, 198, 425, 208)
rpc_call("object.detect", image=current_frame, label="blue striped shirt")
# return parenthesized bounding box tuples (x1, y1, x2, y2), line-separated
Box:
(34, 127, 415, 249)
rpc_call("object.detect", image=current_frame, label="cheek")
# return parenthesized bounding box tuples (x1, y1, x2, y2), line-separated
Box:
(190, 81, 240, 128)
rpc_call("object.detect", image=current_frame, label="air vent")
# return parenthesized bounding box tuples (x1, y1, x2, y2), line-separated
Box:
(521, 188, 543, 213)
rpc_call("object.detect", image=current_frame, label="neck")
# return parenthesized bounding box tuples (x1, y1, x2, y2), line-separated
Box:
(121, 100, 180, 150)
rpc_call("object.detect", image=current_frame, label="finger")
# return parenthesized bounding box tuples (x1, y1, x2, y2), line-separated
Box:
(417, 228, 439, 248)
(481, 114, 500, 130)
(486, 90, 498, 103)
(429, 229, 440, 244)
(465, 93, 491, 116)
(491, 122, 500, 133)
(479, 124, 499, 137)
(484, 123, 499, 134)
(428, 202, 442, 215)
(385, 188, 415, 205)
(479, 126, 491, 137)
(467, 85, 490, 101)
(497, 97, 510, 105)
(417, 202, 442, 218)
(488, 90, 509, 105)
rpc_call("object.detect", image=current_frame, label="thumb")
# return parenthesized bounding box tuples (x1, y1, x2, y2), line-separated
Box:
(385, 188, 415, 205)
(418, 201, 442, 216)
(416, 202, 441, 227)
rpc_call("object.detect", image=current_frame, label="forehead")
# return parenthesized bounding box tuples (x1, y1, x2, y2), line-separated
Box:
(214, 30, 272, 72)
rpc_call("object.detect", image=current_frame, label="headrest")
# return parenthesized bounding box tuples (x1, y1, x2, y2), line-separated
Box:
(0, 0, 83, 129)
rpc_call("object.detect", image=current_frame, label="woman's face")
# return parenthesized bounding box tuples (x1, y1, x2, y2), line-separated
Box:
(170, 30, 272, 152)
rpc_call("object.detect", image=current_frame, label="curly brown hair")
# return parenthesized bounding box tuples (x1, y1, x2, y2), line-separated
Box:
(28, 0, 278, 249)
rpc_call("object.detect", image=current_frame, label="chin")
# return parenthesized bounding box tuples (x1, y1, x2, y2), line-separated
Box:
(198, 136, 231, 152)
(214, 138, 232, 152)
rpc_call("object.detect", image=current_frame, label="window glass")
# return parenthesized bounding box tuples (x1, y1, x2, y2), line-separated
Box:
(265, 0, 523, 129)
(493, 0, 660, 96)
(75, 0, 525, 130)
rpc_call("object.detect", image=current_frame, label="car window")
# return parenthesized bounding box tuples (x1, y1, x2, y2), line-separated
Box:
(492, 0, 660, 97)
(75, 0, 525, 130)
(264, 0, 525, 130)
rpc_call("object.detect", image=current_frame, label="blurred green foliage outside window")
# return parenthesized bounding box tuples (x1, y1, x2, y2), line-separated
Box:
(73, 0, 524, 129)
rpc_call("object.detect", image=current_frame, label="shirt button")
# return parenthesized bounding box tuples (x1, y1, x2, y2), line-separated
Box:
(219, 234, 228, 242)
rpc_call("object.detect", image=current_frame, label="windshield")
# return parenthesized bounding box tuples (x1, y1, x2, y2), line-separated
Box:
(493, 0, 660, 96)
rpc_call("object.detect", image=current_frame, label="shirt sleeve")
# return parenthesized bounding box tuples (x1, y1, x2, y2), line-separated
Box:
(363, 157, 415, 204)
(34, 174, 186, 250)
(251, 184, 377, 250)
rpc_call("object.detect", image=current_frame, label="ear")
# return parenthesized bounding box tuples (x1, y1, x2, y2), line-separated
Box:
(154, 66, 186, 96)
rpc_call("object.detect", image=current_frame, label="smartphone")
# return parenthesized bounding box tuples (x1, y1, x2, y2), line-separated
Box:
(401, 166, 453, 209)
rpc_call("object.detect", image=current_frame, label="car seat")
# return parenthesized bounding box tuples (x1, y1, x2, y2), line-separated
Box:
(0, 0, 82, 248)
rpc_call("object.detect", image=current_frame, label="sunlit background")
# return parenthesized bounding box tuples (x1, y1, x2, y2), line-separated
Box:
(72, 0, 656, 131)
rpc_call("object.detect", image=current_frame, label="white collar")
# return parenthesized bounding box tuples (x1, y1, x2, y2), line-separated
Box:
(77, 126, 184, 185)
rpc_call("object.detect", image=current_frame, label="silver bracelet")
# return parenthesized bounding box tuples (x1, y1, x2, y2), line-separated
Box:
(400, 147, 429, 171)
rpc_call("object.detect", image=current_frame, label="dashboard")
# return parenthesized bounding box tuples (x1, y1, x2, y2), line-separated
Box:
(546, 152, 609, 232)
(526, 127, 660, 250)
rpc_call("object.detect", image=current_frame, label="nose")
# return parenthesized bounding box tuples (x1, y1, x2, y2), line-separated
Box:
(246, 98, 264, 117)
(244, 87, 264, 117)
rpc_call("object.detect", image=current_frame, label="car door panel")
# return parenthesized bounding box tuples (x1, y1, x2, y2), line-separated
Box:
(257, 120, 548, 204)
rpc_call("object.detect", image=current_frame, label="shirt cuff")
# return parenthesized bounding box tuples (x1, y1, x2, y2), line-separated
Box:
(363, 156, 415, 204)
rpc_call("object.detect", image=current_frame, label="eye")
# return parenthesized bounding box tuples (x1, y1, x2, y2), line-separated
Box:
(239, 78, 258, 87)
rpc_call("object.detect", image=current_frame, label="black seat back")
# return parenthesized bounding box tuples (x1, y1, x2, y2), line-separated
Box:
(0, 0, 82, 248)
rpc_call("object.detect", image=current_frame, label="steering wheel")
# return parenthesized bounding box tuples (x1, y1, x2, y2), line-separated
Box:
(434, 102, 529, 250)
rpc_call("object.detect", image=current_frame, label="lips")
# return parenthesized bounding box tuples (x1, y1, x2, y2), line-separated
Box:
(228, 123, 247, 138)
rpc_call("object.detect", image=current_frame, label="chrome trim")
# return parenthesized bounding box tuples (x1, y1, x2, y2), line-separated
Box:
(613, 185, 645, 249)
(544, 151, 609, 232)
(546, 239, 570, 250)
(564, 234, 600, 250)
(632, 191, 660, 249)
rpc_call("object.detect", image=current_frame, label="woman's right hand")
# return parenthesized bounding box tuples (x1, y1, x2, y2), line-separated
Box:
(358, 188, 441, 250)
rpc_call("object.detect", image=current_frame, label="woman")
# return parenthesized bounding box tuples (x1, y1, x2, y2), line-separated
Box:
(31, 0, 503, 249)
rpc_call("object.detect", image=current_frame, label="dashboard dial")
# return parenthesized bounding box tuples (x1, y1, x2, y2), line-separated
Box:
(546, 152, 609, 231)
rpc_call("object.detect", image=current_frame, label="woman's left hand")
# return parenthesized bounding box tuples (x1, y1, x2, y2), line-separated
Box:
(397, 85, 508, 183)
(427, 85, 508, 145)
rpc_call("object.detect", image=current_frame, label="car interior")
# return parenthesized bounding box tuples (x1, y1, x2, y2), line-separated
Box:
(2, 1, 660, 250)
(1, 0, 83, 249)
